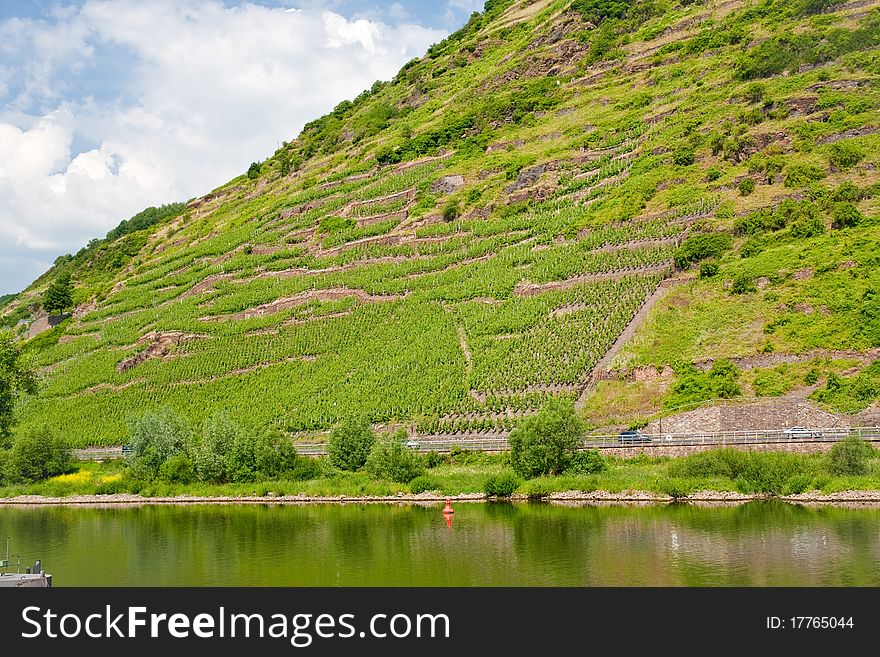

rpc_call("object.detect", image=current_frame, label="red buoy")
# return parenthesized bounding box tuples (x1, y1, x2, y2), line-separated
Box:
(442, 498, 454, 515)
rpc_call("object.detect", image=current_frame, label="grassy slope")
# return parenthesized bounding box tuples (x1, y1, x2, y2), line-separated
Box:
(3, 0, 880, 446)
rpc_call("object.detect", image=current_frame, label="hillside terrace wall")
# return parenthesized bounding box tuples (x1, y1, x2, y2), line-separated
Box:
(601, 439, 880, 459)
(643, 399, 842, 435)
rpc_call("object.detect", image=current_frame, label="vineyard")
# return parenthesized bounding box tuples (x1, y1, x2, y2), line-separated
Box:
(5, 0, 880, 446)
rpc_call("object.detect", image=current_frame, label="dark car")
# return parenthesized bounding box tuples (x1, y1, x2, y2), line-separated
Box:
(618, 430, 652, 444)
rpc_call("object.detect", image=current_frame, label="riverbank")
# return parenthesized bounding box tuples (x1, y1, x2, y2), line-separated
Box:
(4, 489, 880, 506)
(3, 447, 880, 504)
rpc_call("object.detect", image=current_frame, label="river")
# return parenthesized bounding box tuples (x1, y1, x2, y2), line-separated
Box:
(1, 501, 879, 586)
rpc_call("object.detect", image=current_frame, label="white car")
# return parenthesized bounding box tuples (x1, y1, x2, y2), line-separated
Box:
(783, 426, 817, 439)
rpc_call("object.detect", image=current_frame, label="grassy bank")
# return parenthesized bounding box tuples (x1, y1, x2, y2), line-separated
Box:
(3, 447, 880, 501)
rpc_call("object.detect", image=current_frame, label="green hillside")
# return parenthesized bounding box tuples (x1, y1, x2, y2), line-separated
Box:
(4, 0, 880, 447)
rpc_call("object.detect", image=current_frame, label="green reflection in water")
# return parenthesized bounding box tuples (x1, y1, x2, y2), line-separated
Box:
(1, 501, 878, 587)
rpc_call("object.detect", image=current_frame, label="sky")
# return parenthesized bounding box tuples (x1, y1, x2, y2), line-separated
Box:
(0, 0, 484, 295)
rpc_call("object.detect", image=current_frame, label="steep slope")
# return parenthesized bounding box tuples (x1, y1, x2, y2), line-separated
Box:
(4, 0, 880, 446)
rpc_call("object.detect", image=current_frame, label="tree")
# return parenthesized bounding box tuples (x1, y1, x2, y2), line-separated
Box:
(328, 416, 376, 471)
(127, 408, 191, 480)
(247, 162, 262, 180)
(191, 412, 239, 483)
(0, 331, 38, 447)
(828, 437, 875, 476)
(509, 399, 585, 478)
(43, 273, 73, 314)
(365, 430, 424, 483)
(4, 427, 70, 483)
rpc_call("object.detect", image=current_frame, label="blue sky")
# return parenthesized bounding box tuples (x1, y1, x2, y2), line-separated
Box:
(0, 0, 483, 295)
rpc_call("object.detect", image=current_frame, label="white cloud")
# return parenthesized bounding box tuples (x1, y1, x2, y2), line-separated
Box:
(0, 0, 447, 294)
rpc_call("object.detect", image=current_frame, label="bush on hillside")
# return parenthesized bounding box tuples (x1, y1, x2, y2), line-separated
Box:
(509, 398, 584, 478)
(327, 416, 376, 471)
(673, 233, 733, 269)
(365, 430, 425, 483)
(831, 202, 864, 229)
(699, 261, 719, 278)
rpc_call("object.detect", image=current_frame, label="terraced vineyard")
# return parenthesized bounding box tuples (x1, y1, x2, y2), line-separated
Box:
(4, 0, 880, 446)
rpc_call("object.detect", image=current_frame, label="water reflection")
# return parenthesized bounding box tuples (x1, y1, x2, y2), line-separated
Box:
(0, 501, 878, 586)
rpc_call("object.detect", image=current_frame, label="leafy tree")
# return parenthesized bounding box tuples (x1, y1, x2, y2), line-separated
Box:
(4, 427, 70, 483)
(127, 409, 191, 480)
(509, 398, 584, 478)
(365, 430, 424, 483)
(828, 437, 875, 476)
(327, 416, 375, 471)
(43, 273, 73, 314)
(247, 162, 262, 180)
(227, 428, 300, 482)
(0, 332, 38, 447)
(105, 203, 185, 241)
(191, 412, 239, 483)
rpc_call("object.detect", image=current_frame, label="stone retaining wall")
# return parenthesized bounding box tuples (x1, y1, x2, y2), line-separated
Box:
(643, 399, 842, 434)
(601, 439, 880, 459)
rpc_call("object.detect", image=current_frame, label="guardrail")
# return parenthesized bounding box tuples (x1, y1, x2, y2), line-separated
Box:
(73, 427, 880, 460)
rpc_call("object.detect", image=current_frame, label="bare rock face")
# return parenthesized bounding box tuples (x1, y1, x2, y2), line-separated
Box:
(431, 175, 465, 194)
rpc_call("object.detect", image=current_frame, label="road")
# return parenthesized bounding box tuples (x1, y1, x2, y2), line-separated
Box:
(72, 426, 880, 460)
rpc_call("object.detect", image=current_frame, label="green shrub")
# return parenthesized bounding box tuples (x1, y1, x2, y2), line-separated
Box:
(509, 398, 584, 478)
(327, 416, 376, 471)
(706, 166, 722, 181)
(365, 430, 425, 483)
(732, 273, 756, 294)
(673, 148, 695, 166)
(442, 203, 459, 222)
(158, 454, 195, 484)
(247, 162, 261, 180)
(828, 437, 876, 476)
(668, 448, 815, 495)
(784, 163, 826, 188)
(673, 233, 732, 269)
(699, 261, 719, 278)
(409, 475, 439, 494)
(831, 202, 864, 229)
(828, 142, 864, 170)
(789, 213, 825, 238)
(657, 477, 693, 500)
(739, 235, 765, 258)
(738, 177, 755, 196)
(564, 449, 607, 475)
(665, 360, 741, 408)
(484, 471, 521, 497)
(831, 182, 862, 203)
(4, 427, 71, 484)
